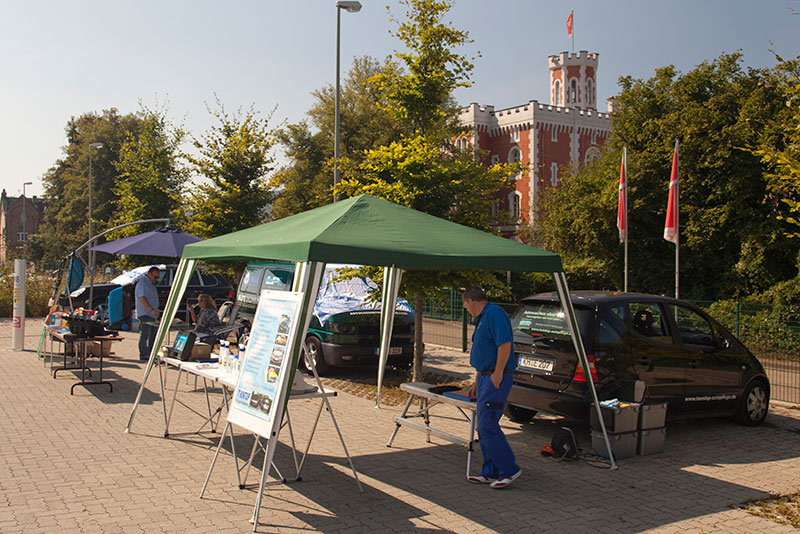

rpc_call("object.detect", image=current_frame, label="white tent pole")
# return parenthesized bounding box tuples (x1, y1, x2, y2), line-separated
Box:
(553, 271, 618, 469)
(376, 266, 402, 407)
(125, 258, 197, 433)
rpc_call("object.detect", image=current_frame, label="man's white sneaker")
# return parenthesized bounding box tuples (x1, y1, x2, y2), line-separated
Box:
(467, 475, 495, 484)
(489, 469, 521, 489)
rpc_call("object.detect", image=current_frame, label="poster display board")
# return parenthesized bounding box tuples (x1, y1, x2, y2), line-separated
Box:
(227, 289, 304, 438)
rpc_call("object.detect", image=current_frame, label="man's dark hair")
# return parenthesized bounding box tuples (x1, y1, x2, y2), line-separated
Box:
(148, 266, 161, 276)
(463, 286, 487, 302)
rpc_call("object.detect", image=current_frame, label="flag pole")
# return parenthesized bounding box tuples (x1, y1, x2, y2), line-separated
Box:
(571, 10, 575, 53)
(674, 139, 679, 299)
(623, 147, 628, 292)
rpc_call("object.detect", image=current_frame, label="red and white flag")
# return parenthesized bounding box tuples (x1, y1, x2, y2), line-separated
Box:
(617, 148, 628, 243)
(663, 141, 679, 244)
(566, 10, 574, 36)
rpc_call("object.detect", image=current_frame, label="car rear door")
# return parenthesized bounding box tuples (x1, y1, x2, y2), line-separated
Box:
(665, 302, 742, 414)
(629, 301, 687, 410)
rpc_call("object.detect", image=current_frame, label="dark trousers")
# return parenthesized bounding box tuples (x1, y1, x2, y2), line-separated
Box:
(476, 373, 520, 479)
(139, 317, 157, 361)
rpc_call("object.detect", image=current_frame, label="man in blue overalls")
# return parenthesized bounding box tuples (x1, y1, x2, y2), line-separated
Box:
(463, 286, 521, 489)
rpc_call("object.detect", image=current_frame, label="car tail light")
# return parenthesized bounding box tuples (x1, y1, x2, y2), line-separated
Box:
(228, 288, 234, 299)
(572, 353, 598, 382)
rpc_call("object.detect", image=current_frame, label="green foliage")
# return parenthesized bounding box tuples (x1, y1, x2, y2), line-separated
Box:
(338, 134, 518, 230)
(377, 0, 475, 135)
(0, 266, 55, 317)
(272, 57, 404, 218)
(186, 98, 277, 238)
(37, 109, 143, 263)
(752, 54, 800, 236)
(532, 53, 800, 300)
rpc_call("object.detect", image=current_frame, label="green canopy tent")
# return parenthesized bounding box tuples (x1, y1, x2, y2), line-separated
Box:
(125, 194, 617, 467)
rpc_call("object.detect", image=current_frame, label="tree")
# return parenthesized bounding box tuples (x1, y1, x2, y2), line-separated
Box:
(531, 53, 799, 300)
(271, 56, 406, 218)
(337, 0, 517, 380)
(186, 99, 277, 238)
(36, 109, 142, 263)
(102, 104, 190, 268)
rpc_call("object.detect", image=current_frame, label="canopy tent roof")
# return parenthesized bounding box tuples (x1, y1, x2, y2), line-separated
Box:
(182, 194, 562, 272)
(91, 226, 203, 257)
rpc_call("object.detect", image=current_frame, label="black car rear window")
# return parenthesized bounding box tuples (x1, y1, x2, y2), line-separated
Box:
(512, 302, 592, 340)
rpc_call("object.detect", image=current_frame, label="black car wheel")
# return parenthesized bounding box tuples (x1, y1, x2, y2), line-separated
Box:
(504, 404, 537, 423)
(302, 336, 329, 376)
(734, 380, 769, 426)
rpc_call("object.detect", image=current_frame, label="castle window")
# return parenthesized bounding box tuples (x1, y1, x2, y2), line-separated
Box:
(587, 79, 594, 105)
(490, 199, 500, 217)
(490, 154, 500, 165)
(508, 146, 521, 164)
(550, 162, 559, 187)
(551, 126, 558, 142)
(554, 80, 561, 106)
(570, 79, 577, 104)
(17, 232, 28, 243)
(509, 191, 521, 221)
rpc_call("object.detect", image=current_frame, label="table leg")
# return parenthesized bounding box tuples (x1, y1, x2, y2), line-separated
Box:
(387, 393, 415, 447)
(165, 367, 184, 437)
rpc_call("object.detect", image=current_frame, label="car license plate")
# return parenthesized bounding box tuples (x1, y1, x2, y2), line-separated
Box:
(375, 346, 402, 355)
(518, 355, 555, 373)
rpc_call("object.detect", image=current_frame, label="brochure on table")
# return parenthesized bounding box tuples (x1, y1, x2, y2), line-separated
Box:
(227, 289, 304, 438)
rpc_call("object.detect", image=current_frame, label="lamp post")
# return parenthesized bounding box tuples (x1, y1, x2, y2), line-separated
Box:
(333, 0, 361, 202)
(22, 181, 32, 247)
(88, 142, 103, 311)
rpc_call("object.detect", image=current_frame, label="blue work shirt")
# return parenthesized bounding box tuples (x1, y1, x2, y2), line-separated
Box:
(469, 301, 516, 372)
(135, 275, 159, 319)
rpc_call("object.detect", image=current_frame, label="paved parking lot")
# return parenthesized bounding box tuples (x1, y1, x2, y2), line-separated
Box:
(2, 318, 800, 533)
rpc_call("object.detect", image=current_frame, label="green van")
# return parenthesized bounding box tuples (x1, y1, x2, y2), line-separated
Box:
(232, 262, 415, 375)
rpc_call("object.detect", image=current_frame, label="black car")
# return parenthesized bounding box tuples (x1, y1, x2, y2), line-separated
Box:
(505, 291, 770, 426)
(61, 264, 234, 322)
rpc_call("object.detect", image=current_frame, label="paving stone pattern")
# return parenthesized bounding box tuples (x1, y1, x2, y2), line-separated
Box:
(2, 318, 799, 533)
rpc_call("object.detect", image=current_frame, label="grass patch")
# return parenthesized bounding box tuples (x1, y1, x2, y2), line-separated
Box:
(744, 492, 800, 528)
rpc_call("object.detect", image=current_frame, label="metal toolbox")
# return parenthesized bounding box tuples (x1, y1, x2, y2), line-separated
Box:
(592, 430, 638, 460)
(590, 403, 640, 434)
(638, 402, 668, 430)
(637, 427, 666, 455)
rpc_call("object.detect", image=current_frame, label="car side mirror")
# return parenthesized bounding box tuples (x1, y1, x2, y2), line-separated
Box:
(716, 336, 730, 349)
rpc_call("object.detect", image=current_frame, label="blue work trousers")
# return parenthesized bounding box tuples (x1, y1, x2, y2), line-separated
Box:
(476, 372, 519, 479)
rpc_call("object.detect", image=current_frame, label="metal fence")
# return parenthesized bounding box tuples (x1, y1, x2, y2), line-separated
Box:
(421, 291, 800, 404)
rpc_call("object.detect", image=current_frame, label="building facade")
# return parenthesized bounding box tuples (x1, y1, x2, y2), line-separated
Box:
(0, 190, 45, 262)
(459, 50, 614, 234)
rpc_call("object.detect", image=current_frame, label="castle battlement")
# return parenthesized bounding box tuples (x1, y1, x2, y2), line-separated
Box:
(548, 50, 599, 68)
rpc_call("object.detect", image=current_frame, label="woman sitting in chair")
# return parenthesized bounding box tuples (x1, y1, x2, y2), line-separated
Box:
(189, 293, 222, 347)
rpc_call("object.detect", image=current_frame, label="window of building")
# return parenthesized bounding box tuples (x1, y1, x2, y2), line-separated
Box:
(490, 154, 500, 165)
(509, 191, 521, 221)
(550, 162, 559, 187)
(508, 146, 521, 164)
(554, 80, 561, 106)
(490, 199, 500, 217)
(551, 126, 558, 142)
(17, 232, 28, 242)
(585, 146, 601, 165)
(570, 79, 577, 104)
(587, 79, 594, 105)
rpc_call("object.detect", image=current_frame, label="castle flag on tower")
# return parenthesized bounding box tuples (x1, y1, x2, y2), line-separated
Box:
(566, 10, 574, 36)
(663, 140, 679, 245)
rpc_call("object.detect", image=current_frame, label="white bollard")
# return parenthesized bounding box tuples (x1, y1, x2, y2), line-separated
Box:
(12, 259, 26, 350)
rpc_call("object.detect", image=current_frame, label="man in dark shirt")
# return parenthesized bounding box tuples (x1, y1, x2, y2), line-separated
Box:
(463, 286, 521, 489)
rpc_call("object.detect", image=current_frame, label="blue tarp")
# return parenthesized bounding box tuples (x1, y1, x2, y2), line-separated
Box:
(314, 264, 413, 325)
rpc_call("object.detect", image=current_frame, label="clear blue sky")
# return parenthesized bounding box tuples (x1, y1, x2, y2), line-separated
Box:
(1, 0, 797, 198)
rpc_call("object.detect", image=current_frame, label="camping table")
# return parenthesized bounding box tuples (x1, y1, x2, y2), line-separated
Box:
(387, 382, 478, 478)
(49, 329, 122, 394)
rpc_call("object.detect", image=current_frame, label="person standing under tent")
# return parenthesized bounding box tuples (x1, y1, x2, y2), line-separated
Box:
(463, 286, 522, 489)
(136, 266, 162, 361)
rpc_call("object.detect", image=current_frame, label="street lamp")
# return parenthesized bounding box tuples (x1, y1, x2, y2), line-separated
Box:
(88, 142, 103, 311)
(333, 0, 361, 202)
(22, 181, 32, 247)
